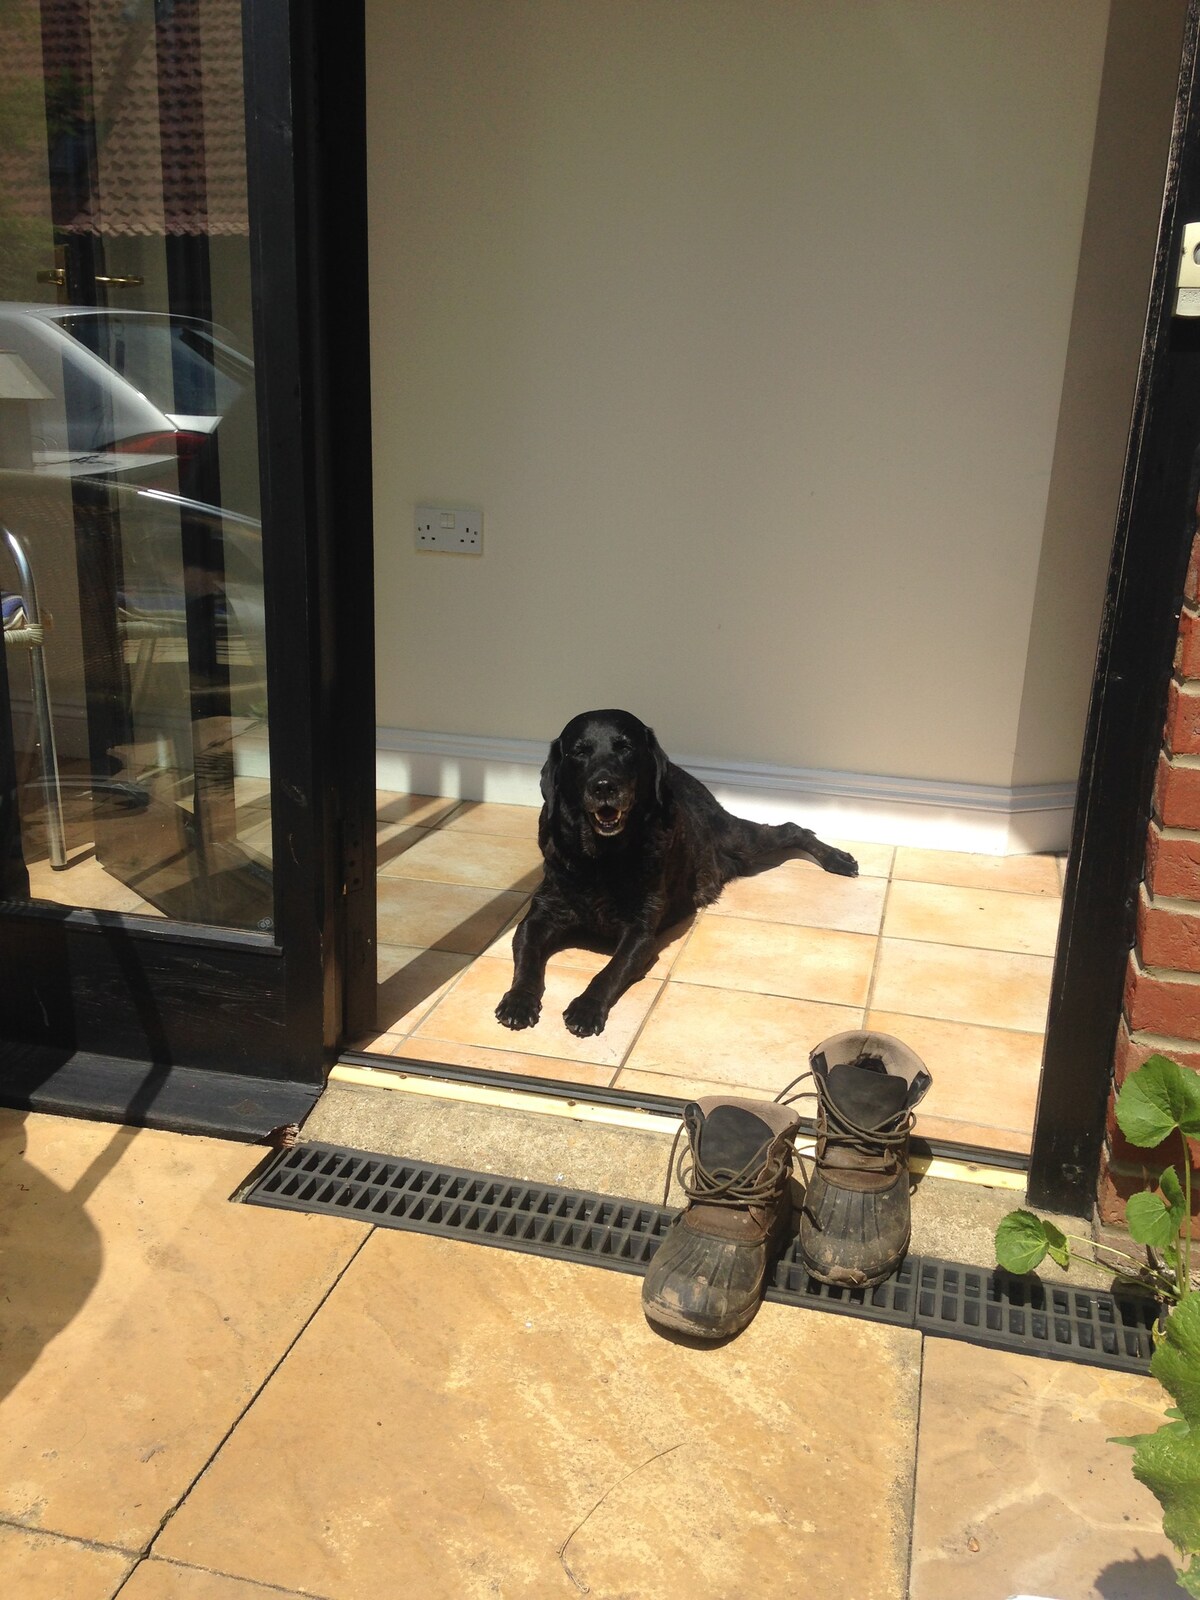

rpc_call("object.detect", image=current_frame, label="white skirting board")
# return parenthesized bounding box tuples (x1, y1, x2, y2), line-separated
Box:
(372, 727, 1076, 856)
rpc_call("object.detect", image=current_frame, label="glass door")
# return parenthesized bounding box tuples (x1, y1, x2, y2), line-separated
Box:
(0, 0, 375, 1128)
(0, 0, 270, 928)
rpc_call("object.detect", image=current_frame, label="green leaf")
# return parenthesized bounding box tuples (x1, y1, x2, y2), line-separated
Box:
(995, 1209, 1051, 1275)
(1118, 1055, 1200, 1146)
(1129, 1185, 1189, 1252)
(1180, 1555, 1200, 1597)
(1043, 1218, 1071, 1271)
(1156, 1295, 1200, 1430)
(1123, 1416, 1200, 1560)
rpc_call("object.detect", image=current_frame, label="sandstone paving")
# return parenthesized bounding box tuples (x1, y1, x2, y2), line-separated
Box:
(0, 1523, 134, 1599)
(156, 1227, 923, 1600)
(909, 1337, 1183, 1600)
(119, 1558, 321, 1598)
(0, 1110, 367, 1551)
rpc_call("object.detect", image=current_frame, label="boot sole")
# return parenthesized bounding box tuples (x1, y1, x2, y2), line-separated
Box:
(641, 1292, 762, 1342)
(799, 1231, 911, 1290)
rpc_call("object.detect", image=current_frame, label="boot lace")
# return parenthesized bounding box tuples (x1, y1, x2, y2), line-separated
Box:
(773, 1066, 915, 1181)
(662, 1121, 790, 1209)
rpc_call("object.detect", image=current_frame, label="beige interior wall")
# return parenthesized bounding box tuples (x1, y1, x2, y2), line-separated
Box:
(1012, 0, 1188, 786)
(367, 0, 1178, 790)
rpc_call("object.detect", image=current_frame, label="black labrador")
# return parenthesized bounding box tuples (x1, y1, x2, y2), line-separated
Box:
(495, 709, 858, 1038)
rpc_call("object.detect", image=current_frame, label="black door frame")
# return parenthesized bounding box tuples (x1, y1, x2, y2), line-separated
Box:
(4, 0, 1197, 1180)
(0, 0, 375, 1137)
(1029, 2, 1200, 1213)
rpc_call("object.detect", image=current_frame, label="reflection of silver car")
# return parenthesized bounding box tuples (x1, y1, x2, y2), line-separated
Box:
(0, 305, 254, 507)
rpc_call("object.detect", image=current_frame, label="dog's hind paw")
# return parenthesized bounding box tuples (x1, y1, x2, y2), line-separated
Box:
(496, 989, 542, 1030)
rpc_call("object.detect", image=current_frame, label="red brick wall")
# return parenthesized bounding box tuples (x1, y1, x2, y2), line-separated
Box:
(1099, 523, 1200, 1228)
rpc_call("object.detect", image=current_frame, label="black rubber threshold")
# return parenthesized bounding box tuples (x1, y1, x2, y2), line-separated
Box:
(237, 1140, 1158, 1374)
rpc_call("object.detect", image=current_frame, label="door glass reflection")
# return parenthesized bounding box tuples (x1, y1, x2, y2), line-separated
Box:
(0, 0, 271, 930)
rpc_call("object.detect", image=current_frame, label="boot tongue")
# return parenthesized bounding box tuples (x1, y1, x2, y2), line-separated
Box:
(695, 1105, 773, 1173)
(826, 1058, 908, 1126)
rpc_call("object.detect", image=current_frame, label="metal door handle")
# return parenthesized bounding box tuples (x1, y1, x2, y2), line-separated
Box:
(35, 268, 145, 289)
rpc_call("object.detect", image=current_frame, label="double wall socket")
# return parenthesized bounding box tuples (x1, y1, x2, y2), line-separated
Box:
(414, 505, 482, 554)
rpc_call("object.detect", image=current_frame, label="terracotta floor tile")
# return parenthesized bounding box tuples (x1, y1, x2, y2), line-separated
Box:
(910, 1340, 1181, 1599)
(380, 828, 544, 891)
(709, 855, 888, 934)
(882, 880, 1062, 957)
(156, 1230, 920, 1600)
(672, 914, 876, 1007)
(0, 1526, 132, 1599)
(351, 1029, 410, 1057)
(439, 799, 540, 838)
(0, 1113, 365, 1550)
(912, 1114, 1031, 1155)
(375, 821, 430, 872)
(373, 943, 473, 1034)
(893, 846, 1062, 896)
(871, 938, 1053, 1033)
(624, 981, 862, 1095)
(867, 1009, 1042, 1140)
(611, 1066, 764, 1105)
(482, 914, 696, 980)
(411, 955, 662, 1069)
(390, 1036, 618, 1087)
(376, 877, 527, 954)
(375, 791, 460, 828)
(26, 853, 163, 916)
(834, 838, 896, 877)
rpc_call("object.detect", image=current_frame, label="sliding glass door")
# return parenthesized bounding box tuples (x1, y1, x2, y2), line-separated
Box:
(0, 0, 375, 1132)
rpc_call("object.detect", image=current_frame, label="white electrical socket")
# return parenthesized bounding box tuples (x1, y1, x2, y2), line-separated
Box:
(414, 505, 482, 554)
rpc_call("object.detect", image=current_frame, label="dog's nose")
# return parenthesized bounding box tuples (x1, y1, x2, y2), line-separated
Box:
(591, 776, 619, 801)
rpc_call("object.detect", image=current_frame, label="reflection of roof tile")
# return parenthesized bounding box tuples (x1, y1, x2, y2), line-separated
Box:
(1, 0, 248, 237)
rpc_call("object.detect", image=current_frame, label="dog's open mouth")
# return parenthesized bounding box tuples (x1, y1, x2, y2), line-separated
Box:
(587, 803, 629, 837)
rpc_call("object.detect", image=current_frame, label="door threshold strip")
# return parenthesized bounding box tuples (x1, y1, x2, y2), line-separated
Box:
(336, 1049, 1036, 1190)
(329, 1061, 1027, 1191)
(238, 1140, 1155, 1374)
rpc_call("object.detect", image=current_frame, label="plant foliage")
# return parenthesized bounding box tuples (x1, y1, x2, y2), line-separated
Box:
(995, 1053, 1200, 1594)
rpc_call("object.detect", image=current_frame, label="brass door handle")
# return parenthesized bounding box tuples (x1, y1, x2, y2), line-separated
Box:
(35, 268, 145, 289)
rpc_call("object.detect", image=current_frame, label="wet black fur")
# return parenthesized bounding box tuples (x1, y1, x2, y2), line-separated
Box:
(495, 709, 859, 1038)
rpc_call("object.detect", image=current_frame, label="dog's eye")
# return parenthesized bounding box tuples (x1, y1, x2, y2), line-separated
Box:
(612, 739, 632, 755)
(570, 743, 592, 760)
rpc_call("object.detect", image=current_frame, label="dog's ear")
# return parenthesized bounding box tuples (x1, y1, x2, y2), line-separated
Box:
(539, 736, 563, 823)
(645, 726, 671, 809)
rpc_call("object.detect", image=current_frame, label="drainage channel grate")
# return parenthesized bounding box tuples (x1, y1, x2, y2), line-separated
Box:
(240, 1141, 1158, 1373)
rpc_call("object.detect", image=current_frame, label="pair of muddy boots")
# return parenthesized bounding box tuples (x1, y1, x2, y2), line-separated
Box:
(641, 1032, 931, 1341)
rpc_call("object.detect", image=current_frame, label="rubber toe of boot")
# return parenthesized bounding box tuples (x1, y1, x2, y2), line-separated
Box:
(641, 1213, 782, 1340)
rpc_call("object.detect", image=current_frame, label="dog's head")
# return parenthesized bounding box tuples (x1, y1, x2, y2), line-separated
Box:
(541, 709, 670, 841)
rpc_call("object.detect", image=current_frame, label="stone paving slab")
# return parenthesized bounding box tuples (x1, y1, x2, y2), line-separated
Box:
(0, 1524, 133, 1600)
(157, 1227, 923, 1600)
(909, 1338, 1182, 1600)
(120, 1560, 322, 1598)
(0, 1111, 367, 1551)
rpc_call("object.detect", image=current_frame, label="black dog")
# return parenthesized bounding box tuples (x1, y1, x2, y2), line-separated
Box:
(495, 709, 858, 1038)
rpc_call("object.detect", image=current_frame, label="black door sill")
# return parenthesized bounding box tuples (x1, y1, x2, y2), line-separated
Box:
(0, 1041, 319, 1140)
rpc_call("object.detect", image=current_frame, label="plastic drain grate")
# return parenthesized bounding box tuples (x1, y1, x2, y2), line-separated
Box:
(240, 1141, 1158, 1372)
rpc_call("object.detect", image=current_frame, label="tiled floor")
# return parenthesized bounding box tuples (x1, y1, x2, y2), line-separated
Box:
(17, 783, 1064, 1155)
(361, 794, 1066, 1156)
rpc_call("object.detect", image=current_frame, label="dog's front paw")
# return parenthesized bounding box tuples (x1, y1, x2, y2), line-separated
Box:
(824, 847, 858, 877)
(563, 992, 609, 1037)
(496, 989, 542, 1030)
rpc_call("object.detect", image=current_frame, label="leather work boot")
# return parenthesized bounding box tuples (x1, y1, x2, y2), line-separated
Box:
(642, 1096, 800, 1340)
(798, 1031, 931, 1288)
